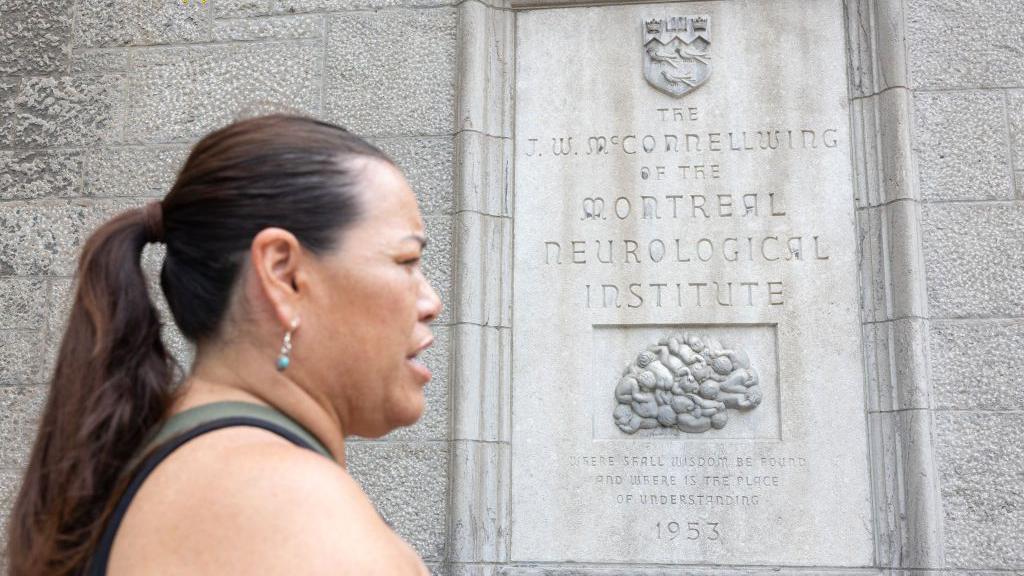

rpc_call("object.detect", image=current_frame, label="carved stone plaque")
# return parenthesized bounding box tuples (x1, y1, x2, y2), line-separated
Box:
(512, 0, 872, 566)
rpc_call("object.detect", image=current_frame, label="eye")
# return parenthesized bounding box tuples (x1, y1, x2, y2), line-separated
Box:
(400, 256, 422, 267)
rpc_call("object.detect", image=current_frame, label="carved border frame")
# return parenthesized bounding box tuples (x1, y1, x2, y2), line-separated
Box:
(445, 0, 944, 573)
(845, 0, 945, 570)
(447, 0, 515, 574)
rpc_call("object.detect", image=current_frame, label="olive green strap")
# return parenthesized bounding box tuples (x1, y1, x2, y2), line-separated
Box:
(138, 401, 334, 463)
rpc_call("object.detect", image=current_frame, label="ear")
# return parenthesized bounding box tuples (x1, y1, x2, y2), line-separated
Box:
(249, 227, 304, 330)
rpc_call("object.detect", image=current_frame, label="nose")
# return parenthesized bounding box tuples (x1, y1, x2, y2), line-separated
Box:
(419, 276, 443, 323)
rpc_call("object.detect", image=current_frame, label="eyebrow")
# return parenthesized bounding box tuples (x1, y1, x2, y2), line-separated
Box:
(403, 234, 428, 249)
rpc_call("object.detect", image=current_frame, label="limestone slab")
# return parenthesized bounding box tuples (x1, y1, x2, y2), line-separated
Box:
(921, 202, 1024, 318)
(934, 411, 1024, 569)
(127, 41, 320, 143)
(512, 0, 871, 566)
(323, 8, 457, 137)
(906, 0, 1024, 89)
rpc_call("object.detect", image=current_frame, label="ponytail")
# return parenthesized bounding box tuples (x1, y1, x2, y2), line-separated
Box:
(6, 206, 177, 575)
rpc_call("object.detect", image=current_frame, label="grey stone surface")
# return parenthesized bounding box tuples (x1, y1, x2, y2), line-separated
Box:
(374, 136, 455, 216)
(921, 202, 1024, 318)
(0, 203, 92, 276)
(930, 320, 1024, 411)
(1008, 91, 1024, 171)
(69, 49, 131, 75)
(1, 199, 149, 277)
(0, 385, 46, 470)
(423, 215, 453, 326)
(215, 0, 456, 18)
(211, 14, 322, 42)
(0, 150, 82, 200)
(0, 1, 73, 76)
(0, 78, 18, 148)
(934, 411, 1024, 569)
(126, 41, 320, 144)
(323, 8, 457, 136)
(9, 76, 125, 148)
(346, 442, 448, 561)
(0, 331, 45, 387)
(384, 324, 449, 441)
(913, 91, 1013, 201)
(73, 0, 209, 48)
(0, 467, 24, 565)
(0, 279, 46, 331)
(513, 0, 870, 566)
(83, 146, 188, 197)
(906, 0, 1024, 89)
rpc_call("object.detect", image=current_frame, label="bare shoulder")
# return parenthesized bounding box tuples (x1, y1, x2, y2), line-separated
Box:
(108, 427, 428, 575)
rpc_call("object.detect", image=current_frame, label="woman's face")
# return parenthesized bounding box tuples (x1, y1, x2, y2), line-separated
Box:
(300, 158, 442, 438)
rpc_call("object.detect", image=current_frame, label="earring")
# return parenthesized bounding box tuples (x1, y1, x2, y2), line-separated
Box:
(276, 317, 300, 371)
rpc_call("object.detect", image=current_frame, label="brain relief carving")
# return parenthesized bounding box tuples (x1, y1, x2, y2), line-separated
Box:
(613, 332, 763, 434)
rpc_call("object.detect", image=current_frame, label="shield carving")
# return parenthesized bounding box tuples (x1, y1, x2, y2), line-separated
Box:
(643, 16, 711, 98)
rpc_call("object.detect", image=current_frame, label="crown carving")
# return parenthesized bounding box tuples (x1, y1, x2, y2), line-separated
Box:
(645, 19, 663, 34)
(692, 16, 709, 30)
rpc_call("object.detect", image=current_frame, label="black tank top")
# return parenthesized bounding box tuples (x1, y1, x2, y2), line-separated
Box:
(85, 401, 334, 575)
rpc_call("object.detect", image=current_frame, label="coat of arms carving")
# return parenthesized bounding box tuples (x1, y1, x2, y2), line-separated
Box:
(643, 16, 711, 98)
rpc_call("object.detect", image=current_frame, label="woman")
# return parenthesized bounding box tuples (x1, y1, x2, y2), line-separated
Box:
(6, 114, 442, 575)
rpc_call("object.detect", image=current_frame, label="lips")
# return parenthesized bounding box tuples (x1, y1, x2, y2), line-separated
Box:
(407, 337, 434, 383)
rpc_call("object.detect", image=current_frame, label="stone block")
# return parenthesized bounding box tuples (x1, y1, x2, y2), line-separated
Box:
(456, 0, 513, 137)
(450, 324, 508, 442)
(211, 14, 322, 42)
(0, 385, 47, 469)
(0, 150, 82, 200)
(1008, 90, 1024, 170)
(0, 467, 26, 562)
(10, 76, 125, 148)
(374, 136, 455, 216)
(921, 203, 1024, 318)
(448, 440, 509, 563)
(127, 41, 320, 144)
(0, 279, 46, 331)
(0, 203, 92, 276)
(452, 211, 508, 327)
(455, 131, 511, 217)
(934, 411, 1024, 569)
(0, 2, 73, 76)
(423, 216, 453, 326)
(913, 91, 1012, 201)
(73, 0, 208, 48)
(83, 146, 189, 197)
(857, 206, 887, 324)
(70, 49, 131, 75)
(323, 8, 456, 136)
(215, 0, 456, 18)
(930, 320, 1024, 410)
(0, 331, 45, 387)
(906, 0, 1024, 89)
(0, 78, 18, 148)
(346, 442, 448, 561)
(384, 323, 449, 441)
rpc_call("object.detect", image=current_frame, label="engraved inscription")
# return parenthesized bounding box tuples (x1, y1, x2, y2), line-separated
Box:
(644, 16, 711, 98)
(613, 332, 762, 434)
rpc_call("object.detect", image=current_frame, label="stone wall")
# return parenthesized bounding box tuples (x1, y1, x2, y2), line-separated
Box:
(2, 0, 1023, 574)
(0, 0, 457, 571)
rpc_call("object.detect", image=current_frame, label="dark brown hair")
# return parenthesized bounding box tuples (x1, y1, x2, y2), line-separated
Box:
(5, 114, 393, 575)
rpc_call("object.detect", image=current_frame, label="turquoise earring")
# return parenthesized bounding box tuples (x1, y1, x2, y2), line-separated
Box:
(276, 317, 300, 371)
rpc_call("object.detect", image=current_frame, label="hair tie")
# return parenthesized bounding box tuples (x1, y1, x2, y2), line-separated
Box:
(142, 201, 164, 244)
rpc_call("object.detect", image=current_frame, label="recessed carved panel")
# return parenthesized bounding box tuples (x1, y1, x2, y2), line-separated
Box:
(613, 332, 762, 434)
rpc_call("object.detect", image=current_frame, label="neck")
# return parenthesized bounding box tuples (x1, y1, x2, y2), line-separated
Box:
(171, 342, 348, 467)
